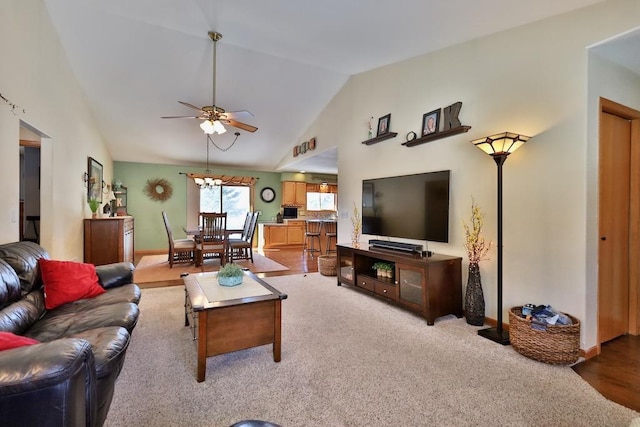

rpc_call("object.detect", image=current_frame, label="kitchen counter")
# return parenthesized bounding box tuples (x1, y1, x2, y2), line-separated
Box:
(258, 219, 337, 251)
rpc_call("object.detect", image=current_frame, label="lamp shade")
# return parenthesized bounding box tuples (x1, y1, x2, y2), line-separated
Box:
(200, 120, 215, 134)
(212, 120, 226, 134)
(471, 132, 530, 156)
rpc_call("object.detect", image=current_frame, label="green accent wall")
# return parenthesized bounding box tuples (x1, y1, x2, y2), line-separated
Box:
(114, 162, 283, 251)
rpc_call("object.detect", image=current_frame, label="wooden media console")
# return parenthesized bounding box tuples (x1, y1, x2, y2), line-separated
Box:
(336, 243, 462, 325)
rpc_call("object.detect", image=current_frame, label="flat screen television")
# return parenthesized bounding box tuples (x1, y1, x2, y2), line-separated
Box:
(362, 170, 450, 243)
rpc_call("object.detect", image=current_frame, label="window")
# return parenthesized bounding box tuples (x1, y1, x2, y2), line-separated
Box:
(200, 185, 251, 230)
(306, 192, 336, 211)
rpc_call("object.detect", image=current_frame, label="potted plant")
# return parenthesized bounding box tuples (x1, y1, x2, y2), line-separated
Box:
(217, 263, 244, 287)
(88, 198, 100, 218)
(463, 198, 493, 326)
(372, 262, 386, 278)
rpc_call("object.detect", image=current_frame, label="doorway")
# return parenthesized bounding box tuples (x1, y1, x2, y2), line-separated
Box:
(19, 126, 41, 244)
(598, 97, 640, 349)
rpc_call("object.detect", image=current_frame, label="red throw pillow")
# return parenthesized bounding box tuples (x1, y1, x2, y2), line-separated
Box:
(0, 332, 39, 350)
(39, 259, 106, 310)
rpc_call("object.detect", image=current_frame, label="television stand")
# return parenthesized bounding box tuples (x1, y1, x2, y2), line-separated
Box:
(336, 243, 462, 325)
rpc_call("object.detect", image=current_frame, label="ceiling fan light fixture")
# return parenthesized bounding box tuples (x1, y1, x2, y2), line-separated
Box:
(200, 120, 215, 134)
(212, 120, 226, 134)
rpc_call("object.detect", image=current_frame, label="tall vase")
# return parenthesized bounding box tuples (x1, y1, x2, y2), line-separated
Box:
(465, 262, 485, 326)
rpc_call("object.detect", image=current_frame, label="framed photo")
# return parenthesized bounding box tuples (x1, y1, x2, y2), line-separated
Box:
(377, 114, 391, 137)
(87, 157, 103, 202)
(309, 137, 316, 150)
(422, 109, 441, 136)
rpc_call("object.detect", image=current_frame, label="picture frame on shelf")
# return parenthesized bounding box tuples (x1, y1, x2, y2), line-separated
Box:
(377, 114, 391, 137)
(87, 157, 103, 202)
(422, 109, 440, 136)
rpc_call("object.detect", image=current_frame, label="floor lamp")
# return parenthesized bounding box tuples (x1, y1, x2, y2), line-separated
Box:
(471, 132, 530, 345)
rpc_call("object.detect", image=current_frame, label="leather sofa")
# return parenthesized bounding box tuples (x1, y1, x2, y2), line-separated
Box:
(0, 241, 140, 426)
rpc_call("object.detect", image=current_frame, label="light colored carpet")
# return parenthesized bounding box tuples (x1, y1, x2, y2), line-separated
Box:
(106, 273, 639, 426)
(133, 253, 289, 287)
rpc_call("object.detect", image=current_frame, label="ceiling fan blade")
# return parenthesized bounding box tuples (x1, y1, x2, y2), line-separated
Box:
(161, 115, 206, 119)
(222, 110, 255, 120)
(178, 101, 205, 112)
(224, 119, 258, 133)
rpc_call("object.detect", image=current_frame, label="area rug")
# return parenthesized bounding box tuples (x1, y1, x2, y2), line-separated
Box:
(133, 253, 288, 287)
(105, 273, 639, 426)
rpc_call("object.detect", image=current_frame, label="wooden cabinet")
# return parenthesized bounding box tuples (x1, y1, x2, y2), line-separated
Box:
(265, 225, 287, 246)
(336, 244, 462, 325)
(84, 217, 134, 265)
(286, 220, 305, 245)
(282, 181, 307, 206)
(260, 220, 305, 249)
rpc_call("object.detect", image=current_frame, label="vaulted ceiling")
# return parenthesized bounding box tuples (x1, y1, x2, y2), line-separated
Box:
(44, 0, 613, 174)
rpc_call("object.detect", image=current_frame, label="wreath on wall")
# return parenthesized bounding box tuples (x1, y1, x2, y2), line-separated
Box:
(144, 178, 173, 202)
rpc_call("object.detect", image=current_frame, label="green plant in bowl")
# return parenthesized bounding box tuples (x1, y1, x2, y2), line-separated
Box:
(217, 263, 244, 287)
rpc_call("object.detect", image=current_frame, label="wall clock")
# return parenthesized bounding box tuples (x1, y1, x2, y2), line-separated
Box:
(260, 187, 276, 203)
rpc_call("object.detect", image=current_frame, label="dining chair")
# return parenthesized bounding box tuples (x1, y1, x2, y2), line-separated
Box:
(303, 220, 322, 256)
(197, 212, 228, 271)
(228, 212, 260, 263)
(162, 211, 196, 268)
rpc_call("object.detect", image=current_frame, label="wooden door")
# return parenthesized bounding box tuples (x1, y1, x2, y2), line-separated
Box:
(599, 110, 631, 343)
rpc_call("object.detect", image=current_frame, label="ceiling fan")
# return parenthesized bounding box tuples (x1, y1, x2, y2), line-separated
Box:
(161, 31, 258, 134)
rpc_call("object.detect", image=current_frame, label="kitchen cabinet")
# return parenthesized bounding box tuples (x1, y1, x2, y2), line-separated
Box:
(259, 220, 306, 249)
(282, 181, 307, 206)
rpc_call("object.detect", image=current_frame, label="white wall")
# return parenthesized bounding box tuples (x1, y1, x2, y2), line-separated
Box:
(0, 0, 114, 259)
(296, 0, 640, 350)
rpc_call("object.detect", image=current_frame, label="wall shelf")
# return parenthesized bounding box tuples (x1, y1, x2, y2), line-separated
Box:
(401, 126, 471, 147)
(361, 132, 398, 145)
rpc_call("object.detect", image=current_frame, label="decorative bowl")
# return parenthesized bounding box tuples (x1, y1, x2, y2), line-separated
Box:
(218, 275, 243, 287)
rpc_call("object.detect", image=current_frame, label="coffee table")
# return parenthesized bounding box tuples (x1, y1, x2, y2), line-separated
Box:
(183, 270, 287, 382)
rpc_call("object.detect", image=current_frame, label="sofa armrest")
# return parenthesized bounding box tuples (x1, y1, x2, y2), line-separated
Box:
(0, 338, 97, 426)
(96, 262, 135, 289)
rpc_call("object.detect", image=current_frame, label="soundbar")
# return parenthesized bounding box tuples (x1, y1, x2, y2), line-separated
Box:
(369, 239, 423, 254)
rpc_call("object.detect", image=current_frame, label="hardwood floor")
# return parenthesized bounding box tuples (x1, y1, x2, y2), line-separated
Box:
(572, 335, 640, 412)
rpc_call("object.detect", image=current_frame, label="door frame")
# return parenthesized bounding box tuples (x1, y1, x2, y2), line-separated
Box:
(598, 97, 640, 352)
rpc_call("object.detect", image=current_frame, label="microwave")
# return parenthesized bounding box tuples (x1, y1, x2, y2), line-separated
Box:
(283, 207, 298, 219)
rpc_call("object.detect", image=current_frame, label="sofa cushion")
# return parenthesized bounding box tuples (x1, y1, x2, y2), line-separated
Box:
(45, 285, 141, 317)
(0, 259, 22, 309)
(68, 326, 130, 379)
(39, 259, 106, 310)
(0, 331, 39, 350)
(0, 290, 45, 335)
(24, 302, 139, 342)
(0, 241, 49, 293)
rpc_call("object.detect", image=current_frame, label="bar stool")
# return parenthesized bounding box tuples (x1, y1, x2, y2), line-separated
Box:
(303, 220, 322, 257)
(323, 220, 337, 254)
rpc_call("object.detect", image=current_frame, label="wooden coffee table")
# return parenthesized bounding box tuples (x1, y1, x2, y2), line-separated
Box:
(183, 270, 287, 382)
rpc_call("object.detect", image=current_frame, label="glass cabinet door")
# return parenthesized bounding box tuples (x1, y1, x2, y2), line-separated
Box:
(397, 263, 423, 306)
(338, 249, 354, 285)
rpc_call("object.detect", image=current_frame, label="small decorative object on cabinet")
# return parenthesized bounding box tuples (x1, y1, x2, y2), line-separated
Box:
(113, 186, 128, 216)
(463, 198, 492, 326)
(350, 202, 361, 247)
(88, 198, 100, 219)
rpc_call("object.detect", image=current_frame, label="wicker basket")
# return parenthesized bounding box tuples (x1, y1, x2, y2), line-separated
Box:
(318, 255, 337, 276)
(509, 307, 580, 365)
